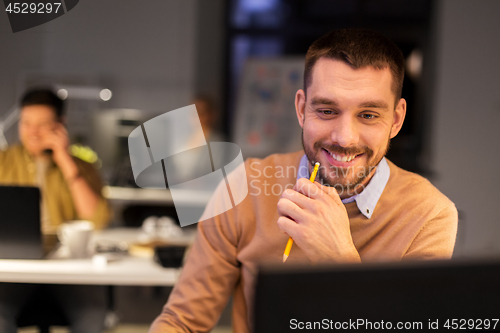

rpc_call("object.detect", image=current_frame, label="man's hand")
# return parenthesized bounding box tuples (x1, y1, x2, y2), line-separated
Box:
(277, 178, 361, 263)
(40, 123, 80, 181)
(40, 122, 100, 219)
(41, 123, 70, 162)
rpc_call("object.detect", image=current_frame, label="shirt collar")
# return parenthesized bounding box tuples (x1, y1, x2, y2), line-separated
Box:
(297, 154, 390, 219)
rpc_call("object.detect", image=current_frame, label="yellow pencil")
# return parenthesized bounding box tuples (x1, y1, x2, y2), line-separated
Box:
(283, 161, 320, 263)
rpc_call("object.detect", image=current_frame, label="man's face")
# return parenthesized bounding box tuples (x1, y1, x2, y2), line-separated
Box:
(295, 58, 406, 198)
(18, 105, 59, 156)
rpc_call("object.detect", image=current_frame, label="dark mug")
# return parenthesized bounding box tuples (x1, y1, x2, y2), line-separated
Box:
(154, 246, 187, 268)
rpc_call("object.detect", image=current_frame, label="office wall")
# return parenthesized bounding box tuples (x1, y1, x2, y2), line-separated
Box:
(0, 15, 47, 117)
(430, 0, 500, 257)
(0, 0, 198, 124)
(193, 0, 225, 108)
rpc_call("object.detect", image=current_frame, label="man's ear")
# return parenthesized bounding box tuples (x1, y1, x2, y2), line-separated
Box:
(295, 89, 306, 128)
(390, 98, 406, 139)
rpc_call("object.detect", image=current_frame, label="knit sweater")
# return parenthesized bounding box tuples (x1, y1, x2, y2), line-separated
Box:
(149, 151, 458, 333)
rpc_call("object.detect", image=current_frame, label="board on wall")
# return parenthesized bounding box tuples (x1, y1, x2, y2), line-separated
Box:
(234, 57, 304, 159)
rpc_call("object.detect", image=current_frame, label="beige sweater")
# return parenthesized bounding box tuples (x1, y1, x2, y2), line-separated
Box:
(149, 151, 458, 333)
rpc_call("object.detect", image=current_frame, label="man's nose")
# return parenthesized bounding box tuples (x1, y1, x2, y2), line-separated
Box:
(26, 125, 41, 135)
(27, 125, 37, 132)
(330, 115, 359, 148)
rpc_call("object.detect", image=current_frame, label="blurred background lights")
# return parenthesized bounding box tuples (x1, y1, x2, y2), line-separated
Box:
(57, 88, 68, 100)
(100, 89, 112, 101)
(240, 0, 277, 12)
(406, 49, 423, 80)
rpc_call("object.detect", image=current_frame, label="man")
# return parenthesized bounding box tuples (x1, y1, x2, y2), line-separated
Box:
(149, 29, 458, 333)
(0, 89, 110, 333)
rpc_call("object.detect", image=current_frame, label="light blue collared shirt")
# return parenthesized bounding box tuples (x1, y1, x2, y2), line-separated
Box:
(297, 154, 390, 219)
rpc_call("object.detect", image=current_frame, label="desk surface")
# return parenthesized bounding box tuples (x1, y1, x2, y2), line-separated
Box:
(103, 186, 213, 206)
(0, 228, 195, 286)
(0, 256, 180, 286)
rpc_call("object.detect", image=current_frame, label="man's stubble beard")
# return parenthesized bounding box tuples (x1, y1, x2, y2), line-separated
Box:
(301, 130, 391, 195)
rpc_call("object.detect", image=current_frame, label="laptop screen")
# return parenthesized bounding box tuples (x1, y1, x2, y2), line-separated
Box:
(254, 259, 500, 332)
(0, 186, 43, 259)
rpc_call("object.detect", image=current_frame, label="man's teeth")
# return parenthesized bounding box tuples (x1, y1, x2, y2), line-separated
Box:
(330, 152, 356, 162)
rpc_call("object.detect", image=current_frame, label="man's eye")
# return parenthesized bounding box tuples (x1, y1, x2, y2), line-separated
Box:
(319, 110, 333, 115)
(360, 114, 376, 120)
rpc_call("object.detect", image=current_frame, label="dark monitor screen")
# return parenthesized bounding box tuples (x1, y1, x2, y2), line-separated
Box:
(254, 259, 500, 332)
(0, 186, 43, 259)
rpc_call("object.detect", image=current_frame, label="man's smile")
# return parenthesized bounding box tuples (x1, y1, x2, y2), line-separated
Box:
(322, 148, 364, 167)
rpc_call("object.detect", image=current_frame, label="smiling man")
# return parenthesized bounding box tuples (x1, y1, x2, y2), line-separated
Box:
(299, 59, 403, 196)
(150, 29, 458, 333)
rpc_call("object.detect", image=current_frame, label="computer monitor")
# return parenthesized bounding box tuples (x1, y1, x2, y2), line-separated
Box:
(254, 259, 500, 332)
(0, 186, 43, 259)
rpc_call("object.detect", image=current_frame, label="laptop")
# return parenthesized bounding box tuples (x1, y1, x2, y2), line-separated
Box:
(0, 186, 43, 259)
(254, 259, 500, 332)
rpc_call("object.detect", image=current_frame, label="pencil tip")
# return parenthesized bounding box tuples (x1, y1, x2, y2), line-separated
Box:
(283, 254, 288, 263)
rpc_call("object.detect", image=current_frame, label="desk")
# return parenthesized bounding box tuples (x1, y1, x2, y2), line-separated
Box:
(103, 186, 213, 206)
(0, 228, 195, 286)
(0, 257, 180, 286)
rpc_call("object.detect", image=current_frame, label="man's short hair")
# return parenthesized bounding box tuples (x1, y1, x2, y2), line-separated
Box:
(304, 28, 405, 103)
(20, 88, 64, 119)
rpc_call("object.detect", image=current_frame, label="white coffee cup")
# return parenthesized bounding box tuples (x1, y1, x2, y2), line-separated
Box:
(57, 220, 94, 258)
